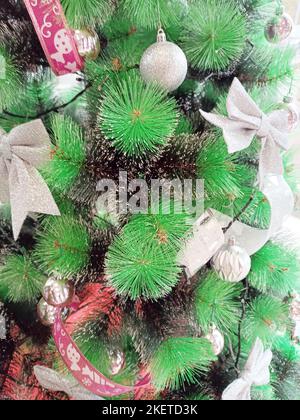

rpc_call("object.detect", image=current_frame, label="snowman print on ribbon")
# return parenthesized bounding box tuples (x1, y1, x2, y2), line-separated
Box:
(51, 29, 73, 64)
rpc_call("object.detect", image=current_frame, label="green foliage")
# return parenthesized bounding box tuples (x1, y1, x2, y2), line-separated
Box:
(44, 115, 86, 194)
(61, 0, 115, 27)
(272, 336, 300, 401)
(197, 135, 255, 206)
(106, 210, 191, 300)
(0, 255, 45, 304)
(0, 71, 54, 131)
(194, 271, 242, 334)
(100, 73, 178, 156)
(35, 215, 91, 276)
(248, 242, 300, 296)
(150, 337, 216, 391)
(181, 0, 247, 71)
(242, 296, 289, 345)
(120, 0, 186, 30)
(251, 385, 277, 401)
(175, 115, 193, 135)
(0, 48, 22, 112)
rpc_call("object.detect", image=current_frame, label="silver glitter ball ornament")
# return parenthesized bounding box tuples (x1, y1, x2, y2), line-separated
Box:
(109, 350, 126, 376)
(74, 28, 101, 61)
(205, 326, 225, 356)
(140, 29, 188, 92)
(42, 276, 74, 308)
(37, 298, 57, 327)
(212, 238, 251, 283)
(265, 12, 294, 43)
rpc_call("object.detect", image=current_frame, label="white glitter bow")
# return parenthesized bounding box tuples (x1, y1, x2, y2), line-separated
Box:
(34, 366, 104, 401)
(200, 78, 289, 186)
(0, 120, 60, 240)
(222, 338, 273, 401)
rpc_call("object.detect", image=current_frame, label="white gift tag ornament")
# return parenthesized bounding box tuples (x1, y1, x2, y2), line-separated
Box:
(178, 210, 225, 278)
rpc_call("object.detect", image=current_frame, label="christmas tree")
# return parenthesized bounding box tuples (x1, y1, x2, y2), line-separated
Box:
(0, 0, 300, 401)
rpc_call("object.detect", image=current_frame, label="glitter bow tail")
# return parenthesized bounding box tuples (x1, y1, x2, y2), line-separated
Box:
(0, 120, 60, 240)
(34, 366, 104, 401)
(222, 338, 273, 401)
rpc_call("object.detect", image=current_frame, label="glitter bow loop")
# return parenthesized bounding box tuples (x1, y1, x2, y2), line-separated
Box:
(0, 120, 60, 240)
(200, 78, 289, 184)
(222, 338, 273, 401)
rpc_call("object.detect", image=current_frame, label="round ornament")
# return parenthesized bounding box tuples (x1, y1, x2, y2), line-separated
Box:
(109, 350, 126, 376)
(265, 12, 294, 43)
(37, 298, 57, 327)
(42, 276, 74, 308)
(205, 326, 225, 356)
(74, 28, 101, 61)
(281, 97, 300, 132)
(140, 28, 188, 92)
(212, 238, 252, 283)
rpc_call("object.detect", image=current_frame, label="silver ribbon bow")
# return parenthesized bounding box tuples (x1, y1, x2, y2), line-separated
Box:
(222, 338, 273, 401)
(34, 366, 104, 400)
(200, 78, 289, 185)
(0, 120, 60, 239)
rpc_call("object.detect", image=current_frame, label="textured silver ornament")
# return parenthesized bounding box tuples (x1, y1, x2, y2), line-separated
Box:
(265, 12, 294, 43)
(37, 298, 57, 326)
(42, 276, 74, 308)
(74, 28, 101, 60)
(212, 238, 251, 283)
(109, 350, 126, 376)
(205, 326, 225, 356)
(140, 28, 188, 92)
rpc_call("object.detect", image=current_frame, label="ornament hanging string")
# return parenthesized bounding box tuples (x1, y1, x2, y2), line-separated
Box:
(53, 302, 151, 397)
(23, 0, 84, 75)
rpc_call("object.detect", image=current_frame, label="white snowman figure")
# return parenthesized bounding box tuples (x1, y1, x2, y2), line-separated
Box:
(51, 29, 73, 64)
(67, 343, 81, 372)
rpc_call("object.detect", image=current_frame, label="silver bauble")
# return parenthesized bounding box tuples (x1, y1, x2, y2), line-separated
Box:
(74, 28, 101, 60)
(205, 326, 225, 356)
(281, 98, 300, 132)
(37, 298, 57, 327)
(42, 276, 74, 308)
(109, 350, 126, 376)
(140, 29, 188, 92)
(265, 12, 293, 43)
(212, 238, 251, 283)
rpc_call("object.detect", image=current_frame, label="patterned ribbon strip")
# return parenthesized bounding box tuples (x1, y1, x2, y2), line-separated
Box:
(53, 307, 151, 397)
(23, 0, 84, 75)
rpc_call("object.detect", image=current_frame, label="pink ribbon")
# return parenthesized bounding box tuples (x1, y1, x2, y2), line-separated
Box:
(53, 306, 151, 397)
(24, 0, 84, 76)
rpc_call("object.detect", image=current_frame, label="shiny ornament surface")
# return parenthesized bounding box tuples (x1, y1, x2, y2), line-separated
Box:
(37, 298, 57, 327)
(74, 28, 101, 60)
(0, 302, 7, 340)
(43, 277, 74, 307)
(109, 350, 126, 376)
(265, 13, 293, 43)
(205, 326, 224, 356)
(212, 238, 251, 283)
(140, 29, 187, 92)
(282, 99, 300, 132)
